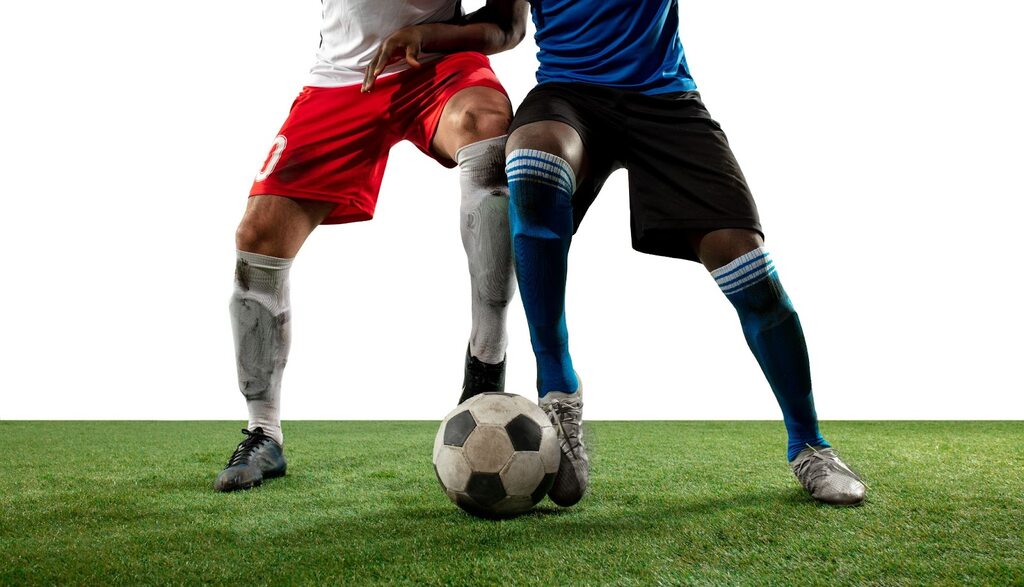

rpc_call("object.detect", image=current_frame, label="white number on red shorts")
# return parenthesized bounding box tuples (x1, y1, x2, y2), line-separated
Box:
(255, 135, 287, 182)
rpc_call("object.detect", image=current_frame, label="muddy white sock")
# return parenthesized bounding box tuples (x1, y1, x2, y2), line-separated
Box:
(229, 250, 291, 445)
(457, 136, 515, 364)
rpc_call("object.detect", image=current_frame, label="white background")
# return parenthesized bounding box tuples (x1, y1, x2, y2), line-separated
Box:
(1, 1, 1021, 421)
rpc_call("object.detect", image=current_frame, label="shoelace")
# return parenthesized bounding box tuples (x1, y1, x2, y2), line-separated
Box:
(546, 399, 584, 455)
(793, 445, 862, 487)
(225, 428, 270, 468)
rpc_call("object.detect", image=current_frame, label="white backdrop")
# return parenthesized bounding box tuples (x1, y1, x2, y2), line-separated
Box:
(1, 1, 1021, 420)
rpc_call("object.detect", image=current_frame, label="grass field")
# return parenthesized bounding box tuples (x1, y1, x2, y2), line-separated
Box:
(2, 421, 1022, 585)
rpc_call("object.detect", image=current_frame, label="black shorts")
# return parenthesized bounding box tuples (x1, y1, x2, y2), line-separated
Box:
(508, 82, 762, 261)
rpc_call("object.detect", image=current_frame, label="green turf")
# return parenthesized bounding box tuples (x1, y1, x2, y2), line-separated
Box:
(2, 421, 1021, 585)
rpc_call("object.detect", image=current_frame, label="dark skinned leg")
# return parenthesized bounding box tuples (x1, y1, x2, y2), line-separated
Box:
(507, 121, 588, 182)
(688, 227, 764, 271)
(506, 121, 587, 395)
(690, 227, 827, 460)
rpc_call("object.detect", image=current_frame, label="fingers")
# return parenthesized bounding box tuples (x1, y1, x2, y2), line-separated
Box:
(362, 45, 385, 93)
(362, 40, 398, 93)
(405, 45, 421, 68)
(361, 37, 422, 93)
(373, 48, 392, 77)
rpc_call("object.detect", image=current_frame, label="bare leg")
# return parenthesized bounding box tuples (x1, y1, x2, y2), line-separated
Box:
(432, 86, 511, 162)
(687, 227, 764, 271)
(235, 195, 337, 259)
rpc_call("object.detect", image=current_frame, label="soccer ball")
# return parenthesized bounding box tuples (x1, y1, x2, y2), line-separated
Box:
(433, 392, 560, 517)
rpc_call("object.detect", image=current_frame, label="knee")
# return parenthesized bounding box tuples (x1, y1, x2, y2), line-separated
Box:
(698, 229, 765, 271)
(506, 123, 586, 194)
(507, 127, 562, 160)
(235, 216, 283, 255)
(447, 105, 512, 146)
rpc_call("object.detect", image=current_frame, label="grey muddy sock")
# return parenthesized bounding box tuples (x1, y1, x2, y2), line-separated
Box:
(229, 250, 291, 445)
(456, 135, 515, 365)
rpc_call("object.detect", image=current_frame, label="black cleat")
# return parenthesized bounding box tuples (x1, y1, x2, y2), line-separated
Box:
(213, 427, 287, 492)
(459, 346, 506, 404)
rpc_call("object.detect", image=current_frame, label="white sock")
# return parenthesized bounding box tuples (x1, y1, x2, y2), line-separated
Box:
(456, 136, 515, 364)
(229, 250, 291, 445)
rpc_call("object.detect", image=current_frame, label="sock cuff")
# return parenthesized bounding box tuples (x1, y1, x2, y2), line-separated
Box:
(711, 247, 776, 295)
(506, 148, 576, 195)
(455, 135, 507, 165)
(237, 250, 293, 270)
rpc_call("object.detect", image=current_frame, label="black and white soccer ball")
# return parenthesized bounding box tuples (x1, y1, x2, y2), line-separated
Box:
(433, 392, 559, 517)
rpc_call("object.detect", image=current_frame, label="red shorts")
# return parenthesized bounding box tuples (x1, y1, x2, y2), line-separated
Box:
(249, 52, 507, 224)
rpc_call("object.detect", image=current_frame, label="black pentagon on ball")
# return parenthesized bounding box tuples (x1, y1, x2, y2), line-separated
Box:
(453, 493, 503, 519)
(465, 472, 506, 508)
(444, 410, 476, 447)
(504, 414, 543, 451)
(454, 493, 487, 517)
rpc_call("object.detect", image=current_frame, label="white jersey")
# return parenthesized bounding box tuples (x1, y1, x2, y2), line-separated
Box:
(307, 0, 463, 88)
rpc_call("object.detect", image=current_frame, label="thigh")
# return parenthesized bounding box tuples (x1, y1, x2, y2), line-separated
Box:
(623, 92, 763, 261)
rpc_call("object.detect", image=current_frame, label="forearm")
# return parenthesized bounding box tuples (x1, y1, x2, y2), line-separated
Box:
(361, 1, 526, 92)
(417, 22, 521, 55)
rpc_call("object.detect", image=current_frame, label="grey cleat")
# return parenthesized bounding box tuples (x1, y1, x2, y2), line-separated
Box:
(790, 445, 866, 506)
(539, 382, 589, 507)
(214, 427, 287, 492)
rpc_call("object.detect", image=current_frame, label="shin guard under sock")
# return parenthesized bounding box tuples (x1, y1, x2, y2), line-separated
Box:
(712, 248, 828, 460)
(506, 149, 579, 396)
(457, 136, 515, 365)
(229, 250, 291, 445)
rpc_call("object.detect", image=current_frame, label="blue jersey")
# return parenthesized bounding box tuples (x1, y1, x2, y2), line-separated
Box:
(530, 0, 696, 95)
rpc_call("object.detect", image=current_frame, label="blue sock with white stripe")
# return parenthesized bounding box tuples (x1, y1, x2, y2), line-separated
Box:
(506, 149, 579, 397)
(712, 248, 829, 460)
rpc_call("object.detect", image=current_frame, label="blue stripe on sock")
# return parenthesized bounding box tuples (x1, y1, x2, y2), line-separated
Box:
(717, 261, 775, 290)
(508, 154, 574, 181)
(713, 251, 771, 283)
(507, 155, 575, 188)
(505, 158, 573, 184)
(506, 164, 574, 193)
(722, 268, 777, 296)
(506, 168, 572, 191)
(507, 170, 570, 188)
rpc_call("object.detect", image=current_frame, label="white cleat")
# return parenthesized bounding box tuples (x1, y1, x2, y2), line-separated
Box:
(790, 445, 866, 506)
(539, 381, 588, 507)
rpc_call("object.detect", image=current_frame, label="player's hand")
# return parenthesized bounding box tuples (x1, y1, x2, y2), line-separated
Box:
(362, 27, 425, 93)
